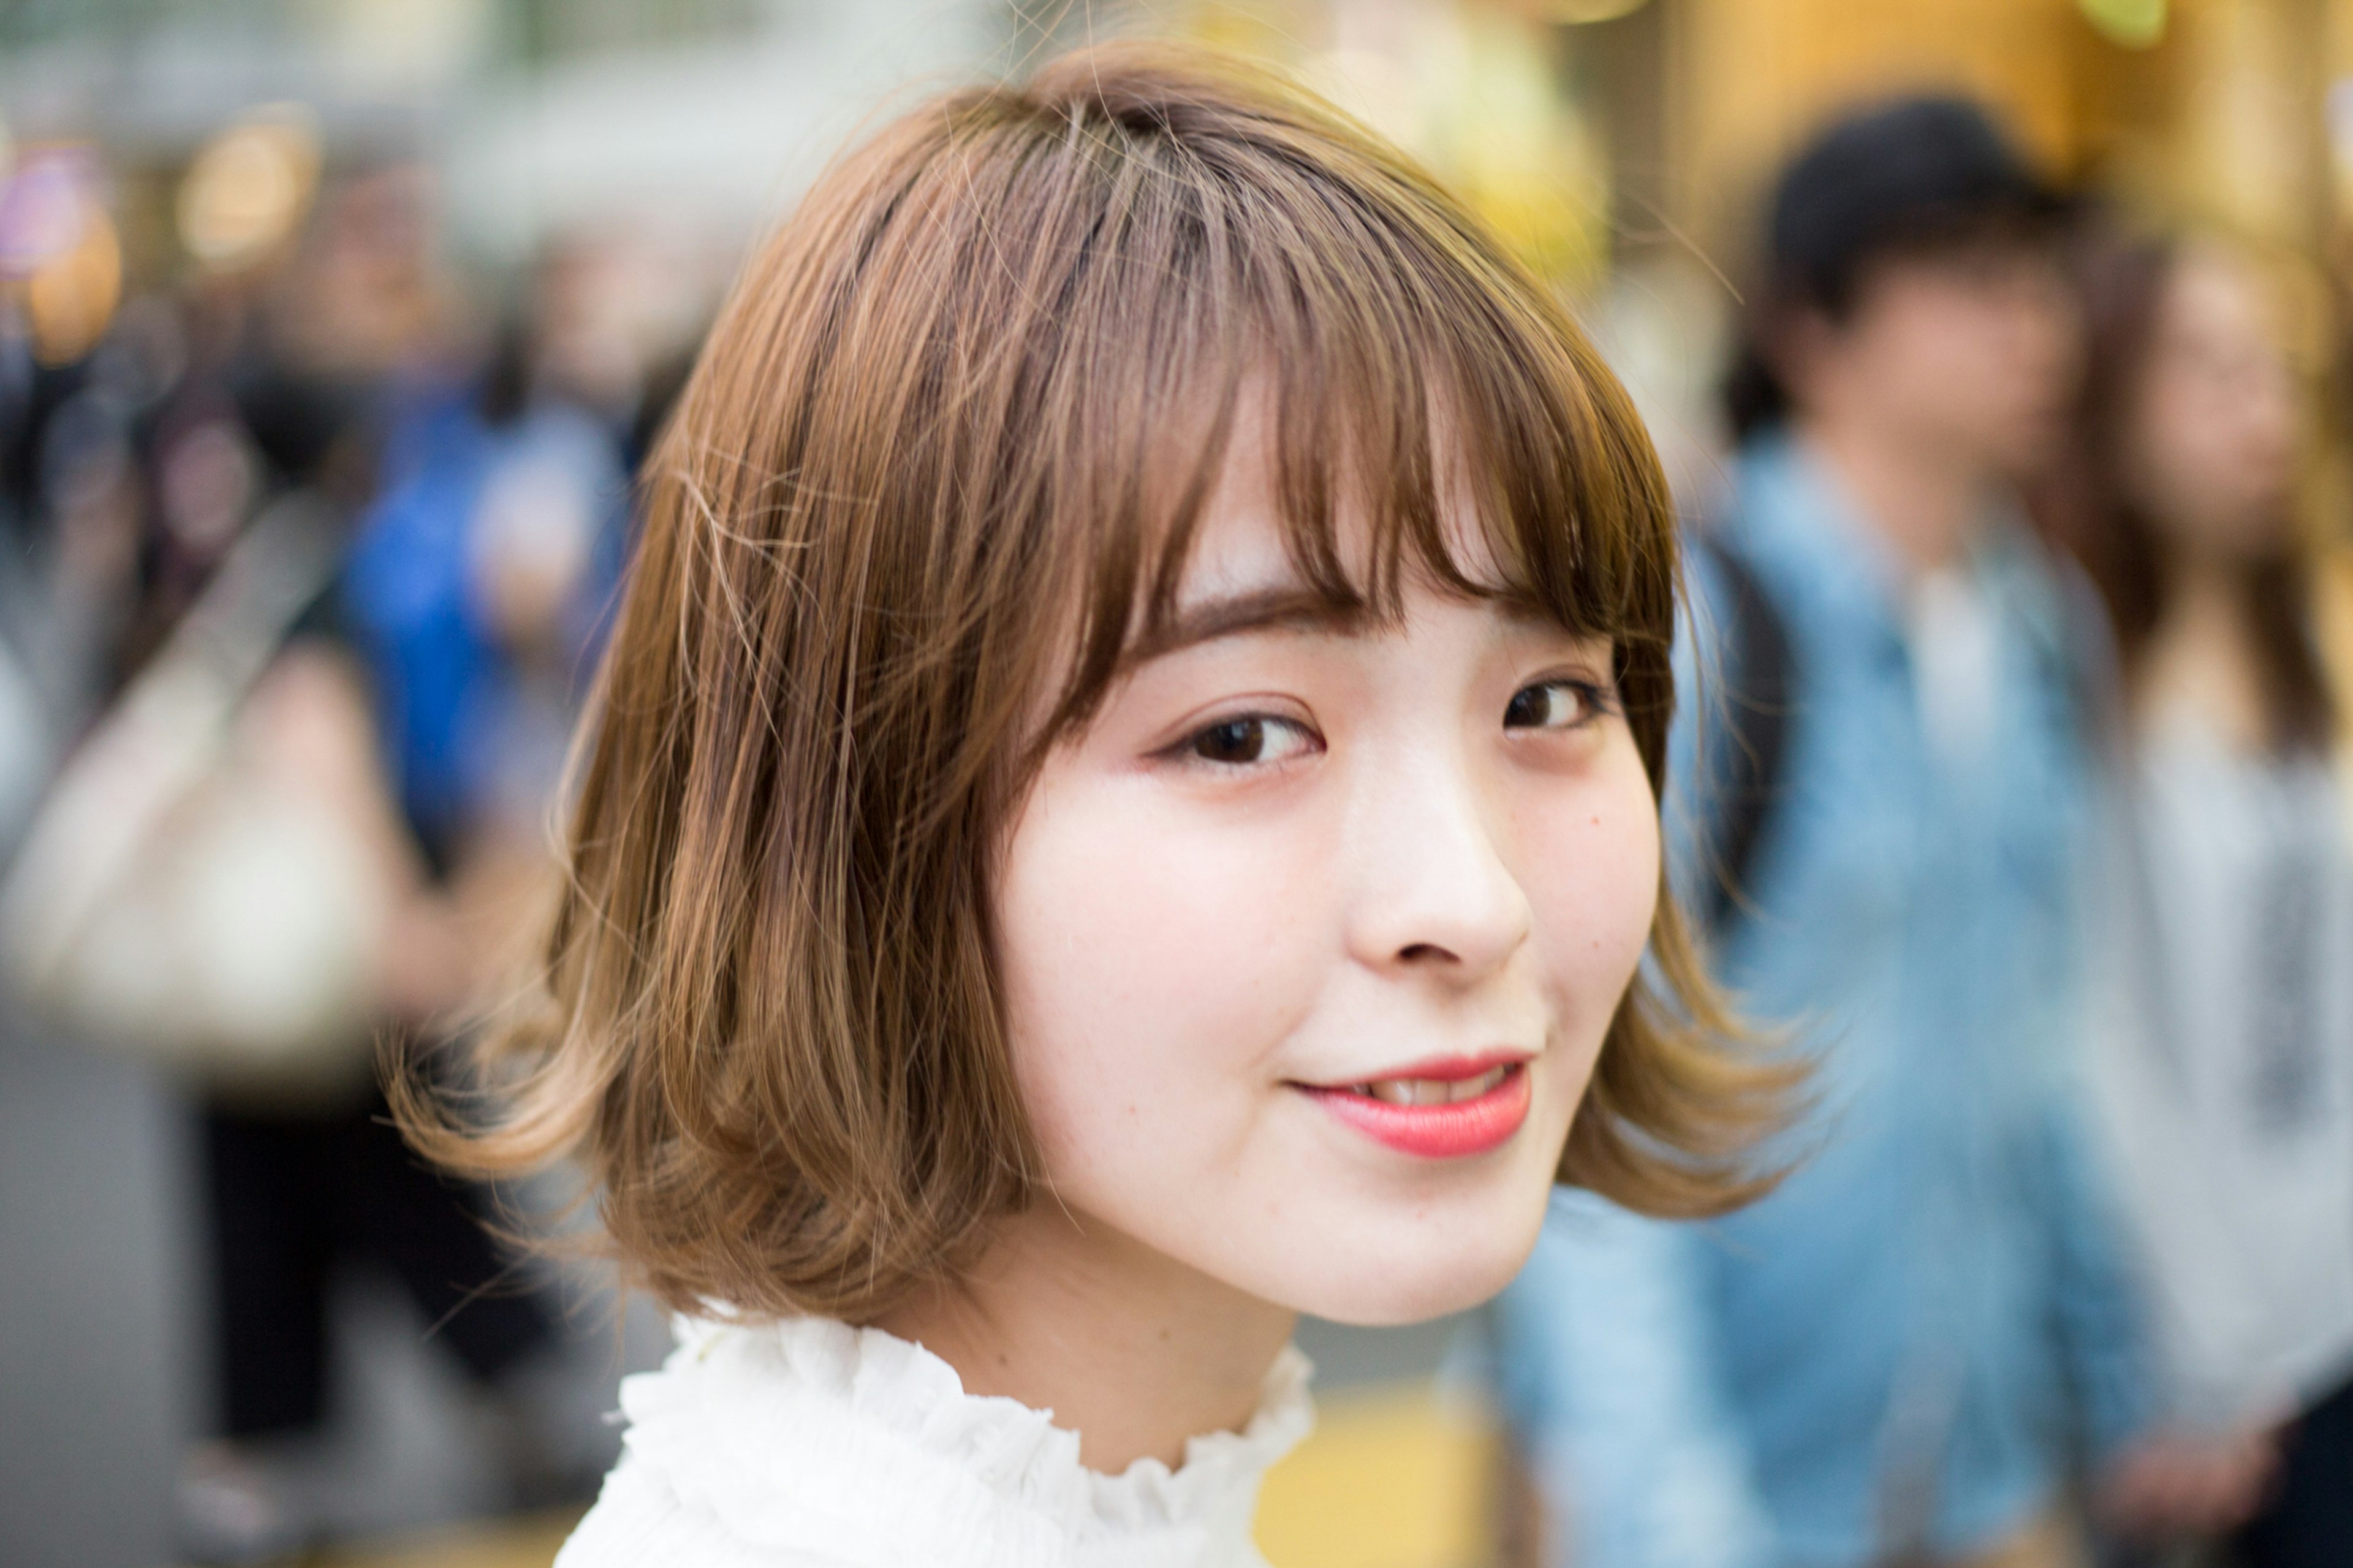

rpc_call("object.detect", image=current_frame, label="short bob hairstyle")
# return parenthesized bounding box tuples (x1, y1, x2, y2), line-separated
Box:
(406, 42, 1788, 1322)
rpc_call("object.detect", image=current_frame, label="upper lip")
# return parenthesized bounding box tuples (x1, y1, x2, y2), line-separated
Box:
(1294, 1048, 1536, 1089)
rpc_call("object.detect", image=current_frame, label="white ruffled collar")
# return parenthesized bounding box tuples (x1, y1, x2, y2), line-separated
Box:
(612, 1312, 1314, 1566)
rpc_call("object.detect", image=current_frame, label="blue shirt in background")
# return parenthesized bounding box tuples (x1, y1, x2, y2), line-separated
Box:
(342, 389, 628, 868)
(1495, 434, 2153, 1568)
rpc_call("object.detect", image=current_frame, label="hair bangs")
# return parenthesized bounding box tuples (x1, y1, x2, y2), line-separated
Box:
(1014, 91, 1675, 782)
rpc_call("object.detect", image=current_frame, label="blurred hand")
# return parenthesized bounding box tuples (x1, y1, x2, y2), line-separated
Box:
(378, 842, 556, 1026)
(2093, 1424, 2280, 1540)
(378, 887, 472, 1025)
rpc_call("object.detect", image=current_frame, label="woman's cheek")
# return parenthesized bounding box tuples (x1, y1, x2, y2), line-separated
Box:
(997, 778, 1327, 1180)
(1524, 749, 1659, 1047)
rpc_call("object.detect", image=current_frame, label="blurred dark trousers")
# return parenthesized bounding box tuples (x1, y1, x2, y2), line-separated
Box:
(202, 1092, 551, 1438)
(2232, 1372, 2353, 1568)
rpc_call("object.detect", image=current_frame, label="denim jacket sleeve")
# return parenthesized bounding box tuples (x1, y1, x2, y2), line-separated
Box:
(2042, 1085, 2161, 1463)
(1495, 1194, 1777, 1568)
(2015, 559, 2161, 1466)
(2047, 566, 2164, 1465)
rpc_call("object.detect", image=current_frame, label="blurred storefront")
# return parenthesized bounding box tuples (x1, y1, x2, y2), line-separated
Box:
(1645, 0, 2335, 256)
(17, 1, 2353, 352)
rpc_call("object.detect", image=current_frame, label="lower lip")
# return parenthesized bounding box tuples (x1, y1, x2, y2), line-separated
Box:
(1295, 1065, 1534, 1159)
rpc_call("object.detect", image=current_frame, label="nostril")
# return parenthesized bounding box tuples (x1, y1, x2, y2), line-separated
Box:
(1396, 942, 1455, 964)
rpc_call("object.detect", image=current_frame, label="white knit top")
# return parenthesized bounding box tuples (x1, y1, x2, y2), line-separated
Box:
(556, 1314, 1317, 1568)
(2089, 720, 2353, 1425)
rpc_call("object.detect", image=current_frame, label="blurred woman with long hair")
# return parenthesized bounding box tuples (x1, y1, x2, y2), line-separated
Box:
(2044, 230, 2353, 1567)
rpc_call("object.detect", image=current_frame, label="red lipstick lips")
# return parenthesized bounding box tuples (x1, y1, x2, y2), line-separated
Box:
(1294, 1053, 1534, 1159)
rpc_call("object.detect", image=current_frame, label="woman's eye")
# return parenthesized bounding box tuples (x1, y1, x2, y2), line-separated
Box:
(1504, 679, 1606, 731)
(1186, 714, 1316, 766)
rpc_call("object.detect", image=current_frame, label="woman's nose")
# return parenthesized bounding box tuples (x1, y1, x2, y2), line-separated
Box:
(1343, 754, 1533, 982)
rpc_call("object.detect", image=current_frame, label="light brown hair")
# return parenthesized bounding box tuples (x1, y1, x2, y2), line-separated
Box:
(2038, 231, 2332, 752)
(402, 42, 1789, 1321)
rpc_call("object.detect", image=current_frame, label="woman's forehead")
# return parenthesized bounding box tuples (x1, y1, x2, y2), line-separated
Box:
(1173, 481, 1512, 607)
(1170, 384, 1515, 609)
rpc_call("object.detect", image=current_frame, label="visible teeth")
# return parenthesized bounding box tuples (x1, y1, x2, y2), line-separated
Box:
(1357, 1066, 1511, 1106)
(1460, 1066, 1508, 1100)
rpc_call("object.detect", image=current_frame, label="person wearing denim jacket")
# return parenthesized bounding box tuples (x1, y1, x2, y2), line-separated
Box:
(1496, 431, 2148, 1568)
(1490, 99, 2262, 1568)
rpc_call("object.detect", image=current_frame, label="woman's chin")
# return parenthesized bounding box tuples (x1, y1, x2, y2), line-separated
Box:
(1288, 1253, 1534, 1327)
(1254, 1194, 1557, 1327)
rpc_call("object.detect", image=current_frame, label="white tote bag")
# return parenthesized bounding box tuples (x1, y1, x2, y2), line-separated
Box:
(0, 495, 392, 1105)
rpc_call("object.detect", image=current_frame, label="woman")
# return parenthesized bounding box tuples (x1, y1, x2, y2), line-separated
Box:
(404, 42, 1789, 1567)
(2048, 232, 2353, 1566)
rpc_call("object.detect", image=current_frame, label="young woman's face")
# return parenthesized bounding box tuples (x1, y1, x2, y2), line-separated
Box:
(2126, 248, 2298, 561)
(990, 420, 1659, 1325)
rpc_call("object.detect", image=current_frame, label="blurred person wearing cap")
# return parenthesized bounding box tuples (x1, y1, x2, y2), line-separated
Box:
(1491, 98, 2267, 1568)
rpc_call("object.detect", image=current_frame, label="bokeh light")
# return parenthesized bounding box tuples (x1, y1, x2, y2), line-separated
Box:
(176, 105, 323, 274)
(0, 147, 122, 365)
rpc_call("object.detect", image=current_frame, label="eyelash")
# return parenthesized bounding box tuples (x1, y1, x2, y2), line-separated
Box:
(1178, 714, 1320, 768)
(1173, 677, 1615, 768)
(1503, 677, 1616, 733)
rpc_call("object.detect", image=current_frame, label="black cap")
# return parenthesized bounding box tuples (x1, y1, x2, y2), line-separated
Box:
(1767, 95, 2062, 303)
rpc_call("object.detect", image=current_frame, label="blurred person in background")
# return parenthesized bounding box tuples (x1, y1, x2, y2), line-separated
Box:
(0, 156, 604, 1564)
(0, 194, 193, 845)
(164, 165, 607, 1566)
(341, 224, 678, 968)
(2040, 230, 2353, 1568)
(1492, 98, 2265, 1568)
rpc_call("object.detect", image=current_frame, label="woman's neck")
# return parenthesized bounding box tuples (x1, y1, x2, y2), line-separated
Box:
(868, 1203, 1297, 1475)
(2137, 551, 2270, 753)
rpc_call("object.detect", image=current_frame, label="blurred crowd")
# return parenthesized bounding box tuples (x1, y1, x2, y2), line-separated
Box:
(2, 37, 2352, 1568)
(0, 124, 714, 1563)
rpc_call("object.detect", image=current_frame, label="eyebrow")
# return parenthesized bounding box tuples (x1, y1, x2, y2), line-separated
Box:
(1123, 586, 1371, 665)
(1121, 581, 1588, 670)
